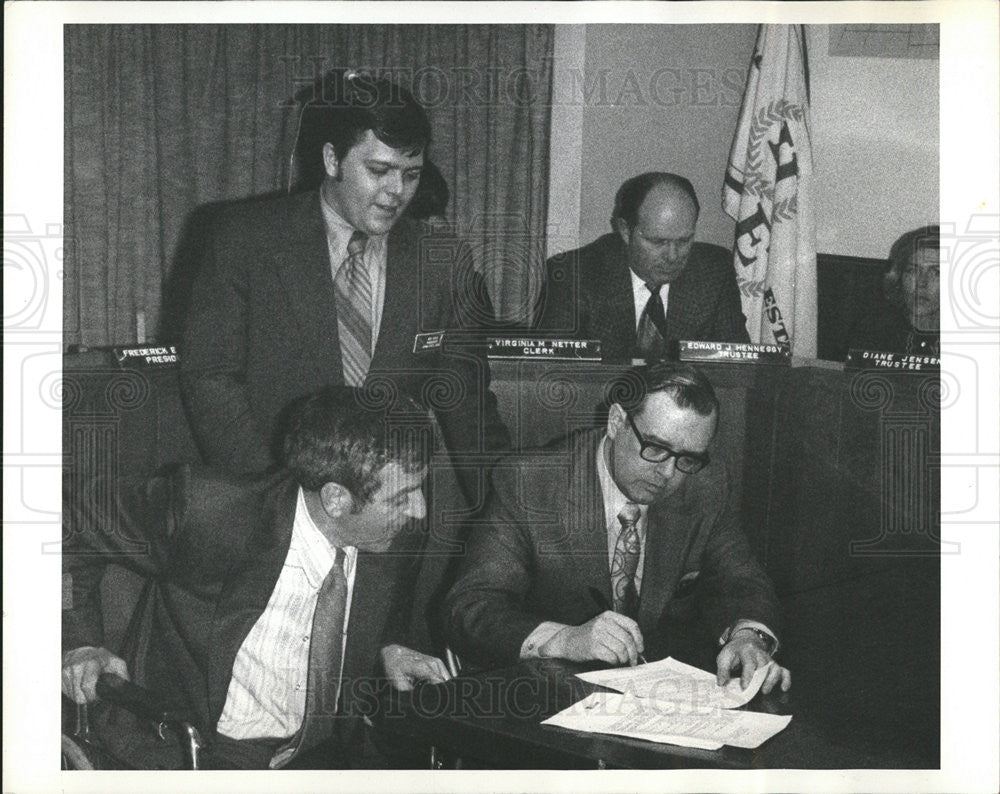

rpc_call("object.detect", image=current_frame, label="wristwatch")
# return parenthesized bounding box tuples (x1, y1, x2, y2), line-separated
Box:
(722, 625, 778, 656)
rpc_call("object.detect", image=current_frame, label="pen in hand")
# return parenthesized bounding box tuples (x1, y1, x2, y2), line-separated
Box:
(588, 586, 648, 665)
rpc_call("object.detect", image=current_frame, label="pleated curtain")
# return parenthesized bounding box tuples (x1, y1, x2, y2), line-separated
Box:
(64, 24, 553, 345)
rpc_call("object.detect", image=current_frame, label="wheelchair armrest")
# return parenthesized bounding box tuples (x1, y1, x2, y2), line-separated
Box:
(94, 673, 205, 769)
(96, 673, 178, 725)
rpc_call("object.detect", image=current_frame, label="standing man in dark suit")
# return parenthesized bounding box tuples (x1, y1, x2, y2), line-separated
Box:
(536, 173, 750, 362)
(180, 71, 509, 496)
(445, 364, 789, 694)
(62, 387, 451, 769)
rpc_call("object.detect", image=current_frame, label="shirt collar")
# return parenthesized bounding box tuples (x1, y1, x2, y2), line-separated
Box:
(629, 268, 668, 296)
(596, 434, 648, 538)
(320, 191, 355, 239)
(290, 487, 356, 589)
(319, 190, 387, 274)
(629, 269, 669, 330)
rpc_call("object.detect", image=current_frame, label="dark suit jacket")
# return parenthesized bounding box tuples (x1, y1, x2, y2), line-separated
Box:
(847, 303, 939, 357)
(444, 429, 780, 669)
(535, 233, 750, 361)
(180, 189, 510, 485)
(62, 466, 412, 765)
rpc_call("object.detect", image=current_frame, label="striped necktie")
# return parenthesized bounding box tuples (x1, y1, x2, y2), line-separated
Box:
(333, 231, 371, 386)
(273, 547, 349, 766)
(611, 503, 642, 620)
(636, 282, 667, 362)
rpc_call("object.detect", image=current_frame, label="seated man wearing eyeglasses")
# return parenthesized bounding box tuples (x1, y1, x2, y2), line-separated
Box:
(444, 363, 790, 694)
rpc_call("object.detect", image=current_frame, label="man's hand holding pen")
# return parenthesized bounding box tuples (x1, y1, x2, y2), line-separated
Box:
(539, 611, 645, 666)
(536, 586, 647, 666)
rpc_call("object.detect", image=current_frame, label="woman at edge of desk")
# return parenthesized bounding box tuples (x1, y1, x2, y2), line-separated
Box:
(848, 225, 941, 358)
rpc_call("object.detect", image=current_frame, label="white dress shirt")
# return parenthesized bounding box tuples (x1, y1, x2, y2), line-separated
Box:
(630, 268, 670, 330)
(216, 488, 358, 741)
(320, 193, 388, 351)
(596, 435, 648, 592)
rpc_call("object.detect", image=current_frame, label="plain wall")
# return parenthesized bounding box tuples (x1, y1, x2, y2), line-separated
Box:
(547, 24, 939, 261)
(807, 25, 939, 258)
(548, 24, 756, 256)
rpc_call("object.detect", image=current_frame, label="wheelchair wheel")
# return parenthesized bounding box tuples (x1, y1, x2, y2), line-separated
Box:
(61, 734, 95, 770)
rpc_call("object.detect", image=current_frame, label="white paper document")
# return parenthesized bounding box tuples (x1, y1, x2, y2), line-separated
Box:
(575, 656, 769, 709)
(542, 691, 792, 750)
(542, 657, 791, 750)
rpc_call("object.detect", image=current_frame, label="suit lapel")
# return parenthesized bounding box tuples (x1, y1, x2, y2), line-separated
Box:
(594, 238, 637, 361)
(207, 479, 299, 726)
(272, 191, 344, 370)
(637, 482, 699, 635)
(663, 266, 688, 341)
(663, 245, 707, 341)
(566, 430, 615, 602)
(372, 219, 418, 369)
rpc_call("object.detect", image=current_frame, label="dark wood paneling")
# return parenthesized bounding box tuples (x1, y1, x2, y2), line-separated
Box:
(817, 252, 888, 362)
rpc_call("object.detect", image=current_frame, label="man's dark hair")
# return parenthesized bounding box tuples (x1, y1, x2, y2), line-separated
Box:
(611, 172, 701, 232)
(281, 385, 431, 504)
(883, 225, 940, 311)
(608, 362, 719, 418)
(294, 70, 432, 189)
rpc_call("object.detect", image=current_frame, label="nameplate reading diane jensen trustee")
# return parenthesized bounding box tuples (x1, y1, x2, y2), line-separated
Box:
(845, 349, 940, 372)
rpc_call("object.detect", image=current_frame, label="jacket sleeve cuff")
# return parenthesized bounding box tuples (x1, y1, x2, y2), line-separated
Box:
(519, 621, 567, 659)
(719, 619, 779, 655)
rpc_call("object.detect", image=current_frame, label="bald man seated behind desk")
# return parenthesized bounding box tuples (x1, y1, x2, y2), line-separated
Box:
(536, 173, 750, 362)
(445, 364, 790, 693)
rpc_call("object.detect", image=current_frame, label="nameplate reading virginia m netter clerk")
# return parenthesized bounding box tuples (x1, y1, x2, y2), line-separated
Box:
(488, 337, 602, 361)
(678, 340, 791, 365)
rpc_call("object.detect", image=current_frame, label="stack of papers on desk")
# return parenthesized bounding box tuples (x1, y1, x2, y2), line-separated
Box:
(576, 656, 766, 709)
(541, 657, 791, 750)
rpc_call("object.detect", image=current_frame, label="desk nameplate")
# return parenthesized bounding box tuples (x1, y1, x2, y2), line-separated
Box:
(488, 338, 602, 361)
(112, 344, 178, 369)
(678, 340, 791, 365)
(845, 349, 940, 372)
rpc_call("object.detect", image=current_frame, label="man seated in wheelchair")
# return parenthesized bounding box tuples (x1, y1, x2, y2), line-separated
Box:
(62, 386, 450, 769)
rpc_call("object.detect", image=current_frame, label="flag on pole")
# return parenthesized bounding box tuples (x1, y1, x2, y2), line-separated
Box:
(723, 24, 816, 356)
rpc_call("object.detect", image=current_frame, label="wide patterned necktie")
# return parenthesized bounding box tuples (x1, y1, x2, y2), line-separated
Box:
(611, 503, 642, 620)
(277, 547, 349, 764)
(333, 231, 371, 386)
(636, 282, 667, 362)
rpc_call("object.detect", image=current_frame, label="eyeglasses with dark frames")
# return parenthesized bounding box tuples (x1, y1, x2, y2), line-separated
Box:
(624, 411, 710, 474)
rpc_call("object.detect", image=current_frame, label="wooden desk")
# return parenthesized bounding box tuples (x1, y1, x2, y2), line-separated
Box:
(374, 657, 907, 769)
(60, 351, 940, 768)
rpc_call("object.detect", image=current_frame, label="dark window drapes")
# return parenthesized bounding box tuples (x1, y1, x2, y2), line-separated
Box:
(64, 24, 553, 346)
